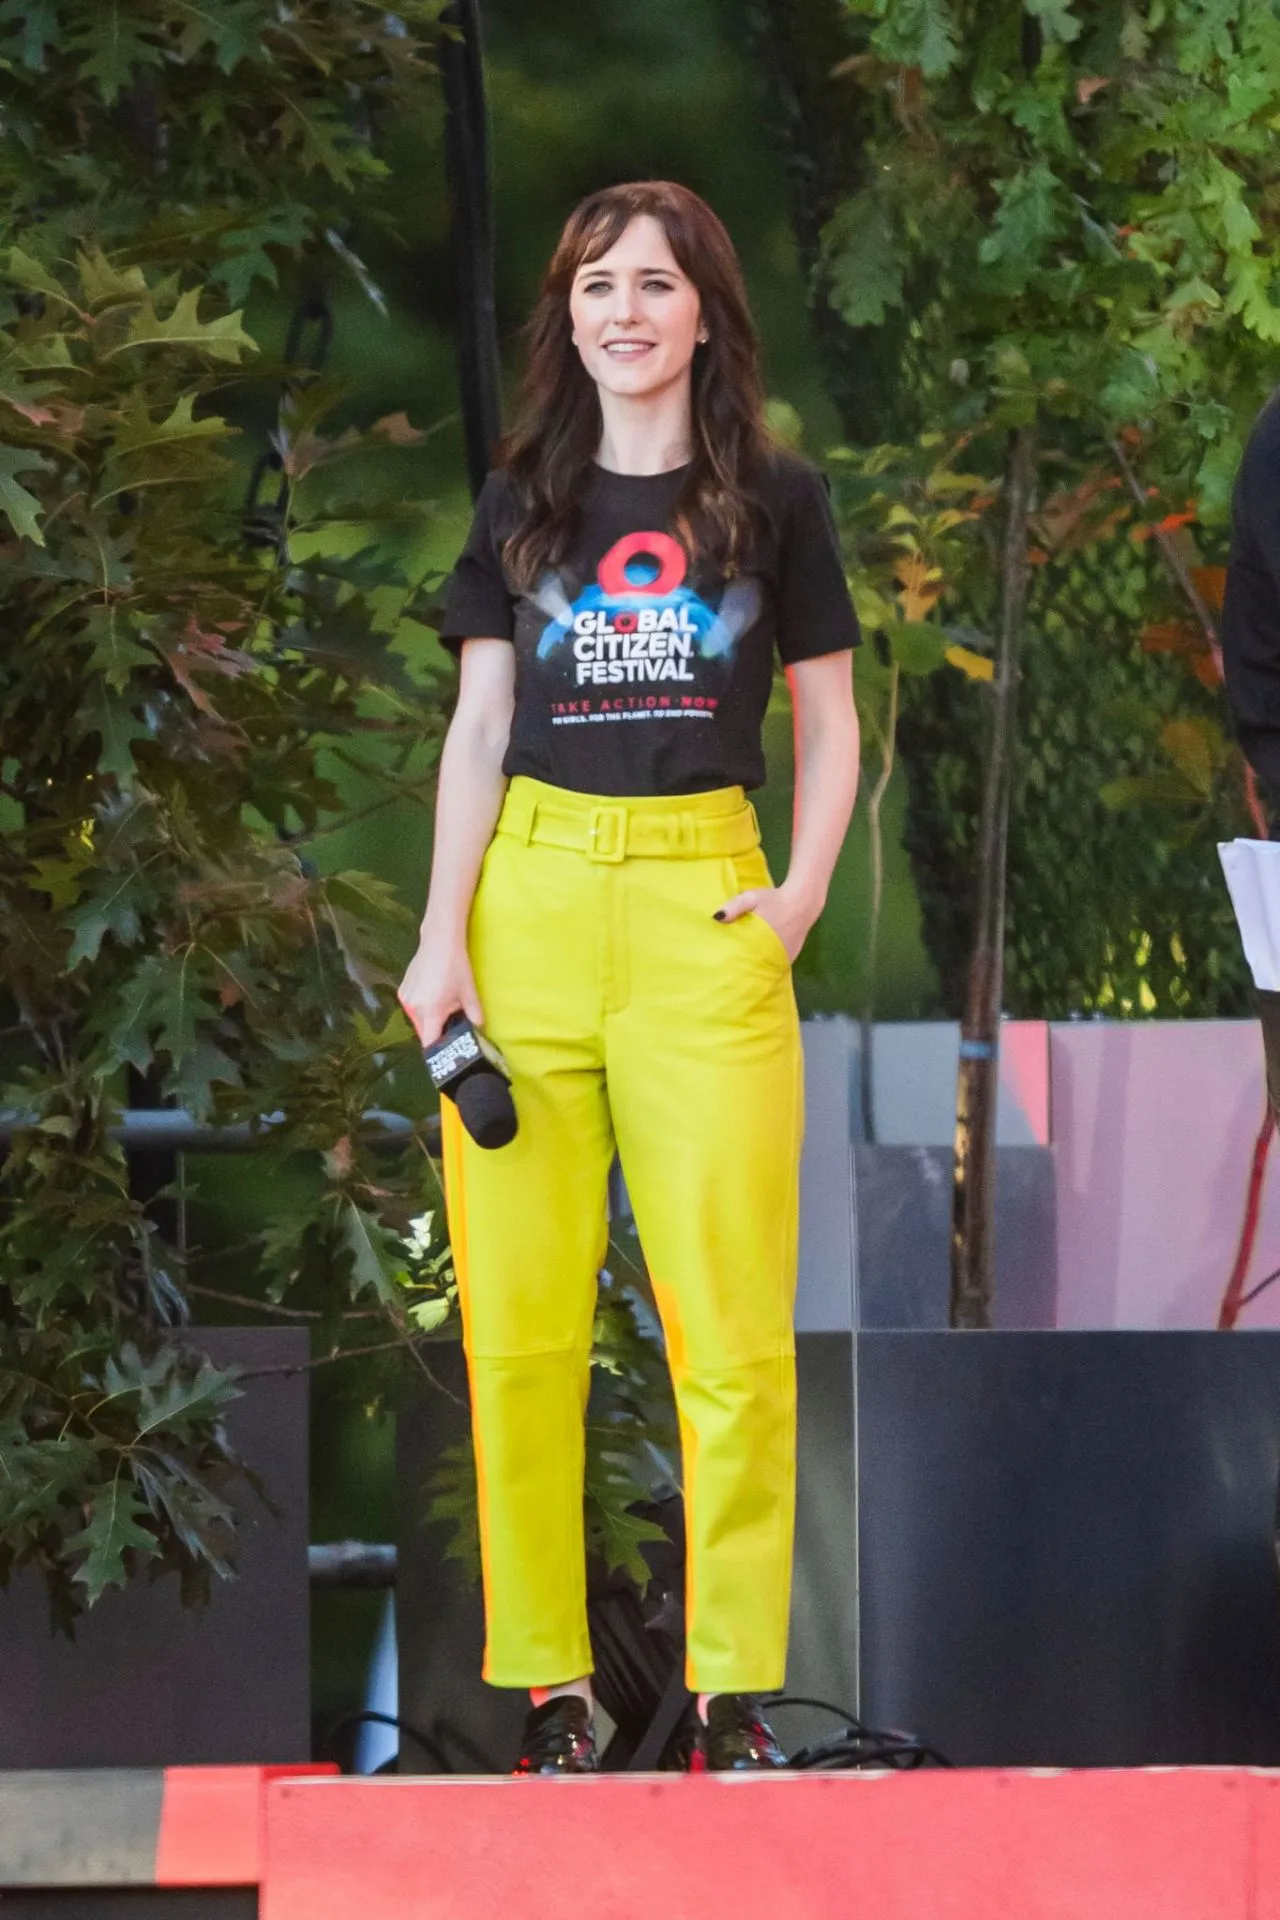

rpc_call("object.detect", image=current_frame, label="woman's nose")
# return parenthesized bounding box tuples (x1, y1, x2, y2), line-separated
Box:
(608, 282, 641, 323)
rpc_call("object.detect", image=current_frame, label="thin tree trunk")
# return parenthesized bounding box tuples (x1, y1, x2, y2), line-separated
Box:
(950, 424, 1037, 1329)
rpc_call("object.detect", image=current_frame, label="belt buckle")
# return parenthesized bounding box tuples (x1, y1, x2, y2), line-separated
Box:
(586, 803, 627, 863)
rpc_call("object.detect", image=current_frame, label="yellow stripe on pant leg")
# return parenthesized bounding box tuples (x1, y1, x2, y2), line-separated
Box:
(439, 1094, 498, 1645)
(674, 1391, 701, 1690)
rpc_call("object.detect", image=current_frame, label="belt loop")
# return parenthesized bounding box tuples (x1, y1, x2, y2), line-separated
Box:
(505, 787, 536, 845)
(677, 810, 697, 857)
(746, 800, 763, 848)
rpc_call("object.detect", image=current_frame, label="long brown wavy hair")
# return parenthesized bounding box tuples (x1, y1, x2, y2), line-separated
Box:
(498, 181, 775, 590)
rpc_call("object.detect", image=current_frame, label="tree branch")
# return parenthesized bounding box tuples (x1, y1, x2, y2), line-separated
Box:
(1108, 435, 1220, 662)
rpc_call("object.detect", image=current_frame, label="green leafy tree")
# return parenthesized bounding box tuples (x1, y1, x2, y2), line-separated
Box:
(0, 0, 458, 1625)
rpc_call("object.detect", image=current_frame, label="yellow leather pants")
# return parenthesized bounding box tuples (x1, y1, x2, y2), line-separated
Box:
(439, 775, 804, 1693)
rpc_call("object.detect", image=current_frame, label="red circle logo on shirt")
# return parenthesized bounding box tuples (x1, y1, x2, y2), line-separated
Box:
(597, 530, 687, 598)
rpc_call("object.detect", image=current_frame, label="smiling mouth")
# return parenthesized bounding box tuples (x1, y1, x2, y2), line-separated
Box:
(603, 341, 655, 357)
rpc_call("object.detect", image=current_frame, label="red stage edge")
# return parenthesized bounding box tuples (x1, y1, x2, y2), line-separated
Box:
(11, 1765, 1280, 1916)
(156, 1764, 338, 1887)
(0, 1764, 336, 1893)
(261, 1769, 1280, 1920)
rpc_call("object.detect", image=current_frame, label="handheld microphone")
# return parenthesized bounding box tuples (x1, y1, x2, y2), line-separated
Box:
(423, 1012, 517, 1150)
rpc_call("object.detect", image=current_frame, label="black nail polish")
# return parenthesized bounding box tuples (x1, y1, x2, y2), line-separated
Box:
(713, 910, 726, 921)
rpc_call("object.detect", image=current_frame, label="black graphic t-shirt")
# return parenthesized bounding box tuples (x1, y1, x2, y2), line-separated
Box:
(437, 449, 860, 796)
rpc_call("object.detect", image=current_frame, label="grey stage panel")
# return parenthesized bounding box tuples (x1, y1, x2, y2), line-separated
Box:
(853, 1146, 1056, 1331)
(796, 1143, 1056, 1334)
(0, 1328, 310, 1768)
(0, 1773, 163, 1887)
(856, 1330, 1280, 1767)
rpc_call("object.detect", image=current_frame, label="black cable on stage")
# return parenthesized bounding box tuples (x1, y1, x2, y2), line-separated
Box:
(323, 1696, 946, 1777)
(321, 1708, 455, 1775)
(761, 1692, 953, 1771)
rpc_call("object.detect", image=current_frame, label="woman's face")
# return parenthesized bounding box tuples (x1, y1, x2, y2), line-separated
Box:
(568, 214, 703, 403)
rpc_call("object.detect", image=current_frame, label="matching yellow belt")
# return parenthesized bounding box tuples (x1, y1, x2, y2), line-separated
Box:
(496, 784, 762, 864)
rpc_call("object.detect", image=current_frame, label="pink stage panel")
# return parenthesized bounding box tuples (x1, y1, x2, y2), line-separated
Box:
(262, 1769, 1280, 1920)
(1050, 1019, 1280, 1329)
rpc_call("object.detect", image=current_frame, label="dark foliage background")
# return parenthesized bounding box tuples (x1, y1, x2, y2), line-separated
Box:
(0, 0, 468, 1624)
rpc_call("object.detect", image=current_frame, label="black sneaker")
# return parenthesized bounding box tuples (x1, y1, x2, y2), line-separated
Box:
(512, 1696, 599, 1775)
(701, 1694, 789, 1770)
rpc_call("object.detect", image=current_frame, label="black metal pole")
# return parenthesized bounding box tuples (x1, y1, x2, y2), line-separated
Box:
(440, 0, 503, 500)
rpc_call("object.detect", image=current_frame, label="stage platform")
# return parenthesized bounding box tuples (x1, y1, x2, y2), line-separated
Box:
(260, 1769, 1280, 1919)
(9, 1766, 1280, 1917)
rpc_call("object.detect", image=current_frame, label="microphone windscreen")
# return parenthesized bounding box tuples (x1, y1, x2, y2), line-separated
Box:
(456, 1069, 518, 1150)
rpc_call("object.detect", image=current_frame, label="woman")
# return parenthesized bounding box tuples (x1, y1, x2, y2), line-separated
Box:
(398, 180, 860, 1775)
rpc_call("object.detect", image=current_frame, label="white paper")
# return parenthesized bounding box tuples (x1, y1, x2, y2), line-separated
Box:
(1218, 839, 1280, 990)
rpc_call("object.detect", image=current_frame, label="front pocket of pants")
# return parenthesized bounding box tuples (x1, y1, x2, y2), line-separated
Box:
(722, 853, 790, 972)
(741, 905, 791, 970)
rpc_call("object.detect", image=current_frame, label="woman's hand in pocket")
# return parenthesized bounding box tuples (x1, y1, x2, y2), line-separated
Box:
(713, 880, 819, 964)
(397, 936, 485, 1048)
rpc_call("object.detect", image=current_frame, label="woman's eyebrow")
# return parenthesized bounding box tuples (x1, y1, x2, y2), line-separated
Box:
(576, 262, 681, 276)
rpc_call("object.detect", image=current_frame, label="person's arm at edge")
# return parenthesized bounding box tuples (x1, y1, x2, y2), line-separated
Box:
(398, 637, 514, 1040)
(717, 649, 860, 960)
(780, 649, 860, 948)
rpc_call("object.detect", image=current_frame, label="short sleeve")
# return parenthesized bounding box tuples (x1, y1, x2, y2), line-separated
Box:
(775, 461, 862, 666)
(437, 472, 516, 656)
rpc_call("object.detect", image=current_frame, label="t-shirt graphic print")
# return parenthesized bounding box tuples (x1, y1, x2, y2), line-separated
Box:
(532, 528, 761, 724)
(439, 452, 860, 799)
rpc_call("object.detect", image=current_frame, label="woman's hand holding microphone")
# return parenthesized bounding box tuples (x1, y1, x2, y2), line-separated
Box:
(397, 934, 484, 1052)
(400, 936, 516, 1151)
(397, 660, 518, 1151)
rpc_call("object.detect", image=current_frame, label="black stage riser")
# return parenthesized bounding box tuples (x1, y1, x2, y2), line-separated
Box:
(789, 1329, 1280, 1768)
(401, 1330, 1280, 1771)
